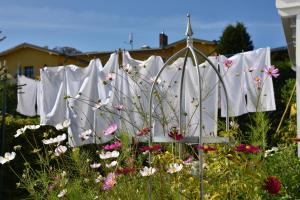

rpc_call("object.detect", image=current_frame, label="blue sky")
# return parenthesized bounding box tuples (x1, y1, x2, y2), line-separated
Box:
(0, 0, 285, 53)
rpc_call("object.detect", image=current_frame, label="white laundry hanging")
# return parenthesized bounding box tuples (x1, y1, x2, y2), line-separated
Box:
(185, 57, 219, 137)
(65, 59, 106, 146)
(16, 75, 38, 117)
(36, 81, 41, 116)
(156, 57, 219, 139)
(243, 47, 276, 112)
(220, 47, 276, 117)
(122, 51, 164, 136)
(93, 53, 120, 144)
(23, 48, 276, 146)
(40, 66, 67, 125)
(219, 54, 248, 117)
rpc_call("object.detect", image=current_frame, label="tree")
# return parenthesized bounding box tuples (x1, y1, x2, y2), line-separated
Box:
(217, 22, 253, 55)
(53, 46, 82, 56)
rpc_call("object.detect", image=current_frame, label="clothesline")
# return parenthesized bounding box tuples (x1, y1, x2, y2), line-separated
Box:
(17, 47, 276, 147)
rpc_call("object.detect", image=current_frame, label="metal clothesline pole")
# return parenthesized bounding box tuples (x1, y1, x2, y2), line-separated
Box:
(148, 14, 229, 200)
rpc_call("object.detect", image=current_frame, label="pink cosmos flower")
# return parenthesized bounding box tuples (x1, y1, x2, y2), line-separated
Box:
(196, 145, 216, 153)
(264, 65, 279, 78)
(183, 156, 193, 165)
(235, 144, 260, 154)
(103, 141, 122, 150)
(136, 127, 151, 136)
(114, 104, 125, 111)
(104, 123, 118, 136)
(102, 173, 116, 190)
(264, 176, 281, 194)
(224, 59, 233, 68)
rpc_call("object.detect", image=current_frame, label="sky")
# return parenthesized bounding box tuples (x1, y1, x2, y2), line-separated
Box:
(0, 0, 286, 53)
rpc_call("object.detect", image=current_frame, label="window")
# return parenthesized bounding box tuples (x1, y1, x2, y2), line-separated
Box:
(24, 66, 34, 78)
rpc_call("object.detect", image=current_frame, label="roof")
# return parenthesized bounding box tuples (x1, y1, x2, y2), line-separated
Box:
(276, 0, 300, 16)
(0, 37, 216, 58)
(0, 42, 89, 65)
(74, 37, 216, 56)
(0, 42, 61, 56)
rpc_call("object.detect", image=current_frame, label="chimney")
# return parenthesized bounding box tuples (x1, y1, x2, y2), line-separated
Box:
(159, 32, 168, 48)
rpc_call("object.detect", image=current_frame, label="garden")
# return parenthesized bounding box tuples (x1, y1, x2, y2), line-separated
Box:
(0, 46, 299, 200)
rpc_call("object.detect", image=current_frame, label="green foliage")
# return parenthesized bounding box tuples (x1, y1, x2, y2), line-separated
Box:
(264, 145, 300, 199)
(205, 145, 266, 199)
(217, 22, 253, 55)
(0, 83, 18, 115)
(280, 79, 296, 105)
(247, 112, 270, 150)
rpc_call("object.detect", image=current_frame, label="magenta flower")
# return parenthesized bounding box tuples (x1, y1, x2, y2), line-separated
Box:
(104, 123, 118, 136)
(196, 145, 216, 153)
(102, 173, 116, 190)
(224, 59, 233, 68)
(264, 65, 279, 78)
(264, 176, 281, 194)
(114, 104, 125, 111)
(168, 127, 184, 141)
(140, 144, 161, 152)
(103, 141, 122, 150)
(235, 144, 260, 154)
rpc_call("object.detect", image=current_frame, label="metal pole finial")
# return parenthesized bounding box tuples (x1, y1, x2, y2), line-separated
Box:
(185, 13, 193, 37)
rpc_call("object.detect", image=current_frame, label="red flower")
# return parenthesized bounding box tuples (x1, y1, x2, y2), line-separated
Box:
(168, 127, 184, 141)
(196, 145, 216, 153)
(264, 176, 281, 194)
(140, 144, 161, 152)
(235, 144, 260, 154)
(137, 127, 151, 136)
(116, 167, 136, 175)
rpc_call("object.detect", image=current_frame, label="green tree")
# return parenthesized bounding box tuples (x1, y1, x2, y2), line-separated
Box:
(217, 22, 253, 55)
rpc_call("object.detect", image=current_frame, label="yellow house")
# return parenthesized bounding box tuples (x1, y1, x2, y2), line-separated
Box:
(0, 43, 87, 80)
(0, 34, 217, 80)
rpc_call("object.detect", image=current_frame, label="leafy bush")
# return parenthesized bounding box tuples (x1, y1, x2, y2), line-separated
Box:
(264, 145, 300, 199)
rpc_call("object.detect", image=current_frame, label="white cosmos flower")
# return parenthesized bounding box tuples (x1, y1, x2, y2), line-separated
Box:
(42, 133, 67, 145)
(15, 125, 41, 138)
(79, 129, 92, 141)
(105, 73, 116, 81)
(55, 120, 70, 130)
(57, 189, 67, 198)
(140, 166, 156, 176)
(99, 151, 119, 159)
(264, 147, 279, 158)
(95, 175, 104, 183)
(167, 163, 183, 174)
(90, 163, 101, 169)
(54, 145, 67, 157)
(15, 127, 26, 138)
(26, 125, 41, 130)
(105, 160, 118, 168)
(0, 152, 16, 165)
